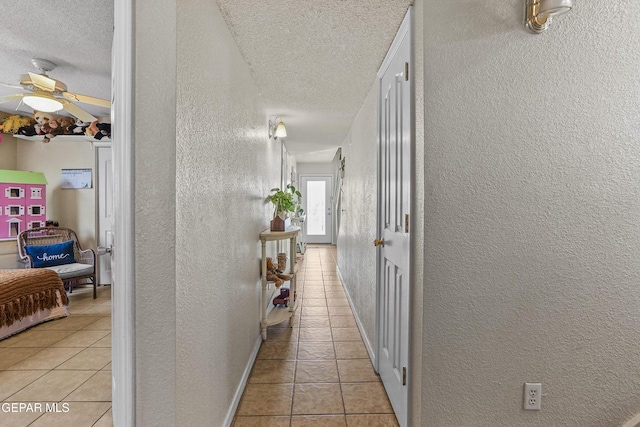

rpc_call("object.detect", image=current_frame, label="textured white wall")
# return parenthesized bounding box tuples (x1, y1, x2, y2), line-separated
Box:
(17, 139, 96, 247)
(422, 1, 640, 426)
(134, 0, 177, 424)
(337, 84, 378, 354)
(411, 1, 424, 424)
(0, 133, 17, 170)
(175, 0, 278, 425)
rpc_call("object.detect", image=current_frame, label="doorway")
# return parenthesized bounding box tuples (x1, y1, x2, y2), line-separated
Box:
(375, 7, 412, 427)
(96, 145, 113, 285)
(300, 175, 333, 244)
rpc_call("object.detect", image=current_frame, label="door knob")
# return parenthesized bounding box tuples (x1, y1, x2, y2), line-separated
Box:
(373, 239, 385, 247)
(98, 245, 113, 255)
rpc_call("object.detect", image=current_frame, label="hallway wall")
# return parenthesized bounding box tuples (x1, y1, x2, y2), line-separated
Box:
(134, 0, 279, 425)
(338, 4, 424, 425)
(175, 1, 279, 425)
(422, 1, 640, 425)
(337, 84, 378, 356)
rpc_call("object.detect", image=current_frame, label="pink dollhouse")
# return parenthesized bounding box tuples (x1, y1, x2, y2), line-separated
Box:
(0, 170, 47, 239)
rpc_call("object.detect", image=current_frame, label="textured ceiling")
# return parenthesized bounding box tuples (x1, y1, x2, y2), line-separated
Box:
(215, 0, 413, 162)
(0, 1, 412, 162)
(0, 0, 113, 121)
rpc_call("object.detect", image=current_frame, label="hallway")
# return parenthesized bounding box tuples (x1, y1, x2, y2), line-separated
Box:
(232, 245, 398, 426)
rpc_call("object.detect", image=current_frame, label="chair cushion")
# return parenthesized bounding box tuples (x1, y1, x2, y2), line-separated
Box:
(25, 241, 76, 268)
(45, 263, 94, 280)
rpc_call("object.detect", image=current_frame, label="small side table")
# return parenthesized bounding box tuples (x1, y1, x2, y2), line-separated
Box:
(259, 226, 300, 340)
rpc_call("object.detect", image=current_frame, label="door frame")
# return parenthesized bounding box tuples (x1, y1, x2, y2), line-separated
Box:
(94, 143, 112, 286)
(112, 0, 135, 425)
(375, 6, 413, 427)
(299, 174, 334, 244)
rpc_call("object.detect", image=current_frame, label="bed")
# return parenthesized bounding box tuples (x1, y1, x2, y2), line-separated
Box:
(0, 268, 69, 340)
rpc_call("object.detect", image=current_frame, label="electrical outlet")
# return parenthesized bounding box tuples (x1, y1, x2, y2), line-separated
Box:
(524, 383, 542, 410)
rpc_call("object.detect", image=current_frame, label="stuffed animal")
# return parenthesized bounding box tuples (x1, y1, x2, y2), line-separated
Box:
(0, 115, 36, 134)
(93, 122, 111, 140)
(273, 288, 290, 306)
(86, 120, 98, 136)
(17, 125, 37, 136)
(57, 116, 76, 135)
(33, 111, 62, 142)
(265, 257, 291, 287)
(70, 119, 89, 135)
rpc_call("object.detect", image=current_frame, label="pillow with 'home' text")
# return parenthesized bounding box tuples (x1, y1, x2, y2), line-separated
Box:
(25, 240, 76, 268)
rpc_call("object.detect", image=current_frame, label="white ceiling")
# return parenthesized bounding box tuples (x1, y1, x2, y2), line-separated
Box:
(216, 0, 413, 162)
(0, 1, 412, 162)
(0, 0, 112, 121)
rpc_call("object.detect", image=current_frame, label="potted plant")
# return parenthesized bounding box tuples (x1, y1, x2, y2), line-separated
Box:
(267, 184, 301, 231)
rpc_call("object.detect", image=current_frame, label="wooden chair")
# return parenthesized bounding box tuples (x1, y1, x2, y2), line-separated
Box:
(17, 227, 97, 299)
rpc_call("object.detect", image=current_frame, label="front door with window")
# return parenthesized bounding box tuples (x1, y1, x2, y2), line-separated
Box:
(300, 175, 333, 244)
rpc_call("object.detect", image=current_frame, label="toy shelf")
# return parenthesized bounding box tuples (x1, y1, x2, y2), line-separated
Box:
(14, 134, 110, 143)
(259, 226, 300, 340)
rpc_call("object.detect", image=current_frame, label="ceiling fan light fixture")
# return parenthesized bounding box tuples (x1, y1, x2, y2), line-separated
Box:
(23, 93, 63, 112)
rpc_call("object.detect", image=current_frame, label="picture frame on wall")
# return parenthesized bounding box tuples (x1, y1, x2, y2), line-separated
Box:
(61, 168, 93, 189)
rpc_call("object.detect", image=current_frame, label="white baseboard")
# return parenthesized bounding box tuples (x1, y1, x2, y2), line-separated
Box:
(336, 264, 376, 368)
(222, 333, 262, 427)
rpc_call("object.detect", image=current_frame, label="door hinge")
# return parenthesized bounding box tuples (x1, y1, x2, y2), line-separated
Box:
(405, 214, 409, 233)
(405, 62, 409, 81)
(402, 367, 407, 386)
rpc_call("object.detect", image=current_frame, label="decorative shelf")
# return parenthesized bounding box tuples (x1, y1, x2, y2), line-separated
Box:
(259, 226, 300, 340)
(14, 134, 110, 143)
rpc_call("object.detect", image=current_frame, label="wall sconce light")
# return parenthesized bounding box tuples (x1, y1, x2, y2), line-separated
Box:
(269, 118, 287, 139)
(525, 0, 573, 33)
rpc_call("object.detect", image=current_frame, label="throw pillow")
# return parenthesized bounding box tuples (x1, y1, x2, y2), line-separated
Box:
(25, 240, 76, 268)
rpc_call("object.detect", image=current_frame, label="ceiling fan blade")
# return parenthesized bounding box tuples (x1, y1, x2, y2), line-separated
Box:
(28, 72, 56, 92)
(62, 91, 110, 108)
(60, 100, 96, 123)
(0, 93, 25, 104)
(0, 82, 24, 90)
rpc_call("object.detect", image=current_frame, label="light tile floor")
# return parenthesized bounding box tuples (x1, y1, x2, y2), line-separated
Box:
(0, 285, 112, 427)
(0, 245, 397, 426)
(233, 245, 399, 427)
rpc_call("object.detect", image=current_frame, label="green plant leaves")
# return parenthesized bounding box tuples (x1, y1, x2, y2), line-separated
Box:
(267, 184, 301, 218)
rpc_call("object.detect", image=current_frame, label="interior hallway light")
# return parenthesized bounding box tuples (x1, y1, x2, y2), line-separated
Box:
(23, 92, 63, 112)
(269, 118, 287, 139)
(525, 0, 573, 33)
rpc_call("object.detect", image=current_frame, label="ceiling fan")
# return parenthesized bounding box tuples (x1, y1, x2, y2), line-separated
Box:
(0, 58, 110, 123)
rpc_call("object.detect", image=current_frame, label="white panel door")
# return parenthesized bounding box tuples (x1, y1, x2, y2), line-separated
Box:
(376, 7, 412, 427)
(97, 146, 113, 285)
(301, 175, 333, 244)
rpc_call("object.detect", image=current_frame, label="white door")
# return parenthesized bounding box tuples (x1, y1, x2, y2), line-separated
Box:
(96, 146, 113, 285)
(376, 7, 412, 427)
(300, 175, 333, 244)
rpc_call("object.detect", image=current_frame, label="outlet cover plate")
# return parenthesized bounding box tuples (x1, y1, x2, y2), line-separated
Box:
(524, 382, 542, 410)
